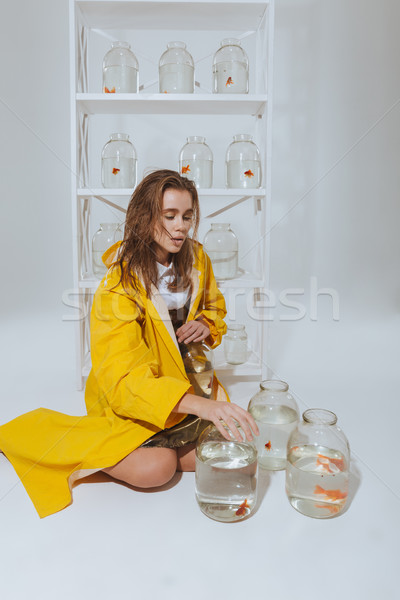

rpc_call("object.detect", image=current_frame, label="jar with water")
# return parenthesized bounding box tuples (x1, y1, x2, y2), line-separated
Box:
(203, 223, 238, 280)
(286, 409, 350, 519)
(159, 41, 194, 93)
(248, 380, 299, 470)
(213, 38, 249, 94)
(226, 134, 262, 189)
(92, 223, 124, 279)
(195, 422, 258, 522)
(101, 133, 137, 189)
(181, 342, 214, 399)
(102, 41, 139, 93)
(224, 324, 248, 365)
(179, 136, 213, 188)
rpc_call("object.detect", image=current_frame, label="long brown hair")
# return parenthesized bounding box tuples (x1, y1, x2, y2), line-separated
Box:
(113, 169, 200, 296)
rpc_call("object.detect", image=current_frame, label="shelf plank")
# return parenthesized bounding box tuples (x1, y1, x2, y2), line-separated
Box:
(76, 1, 270, 31)
(76, 93, 267, 116)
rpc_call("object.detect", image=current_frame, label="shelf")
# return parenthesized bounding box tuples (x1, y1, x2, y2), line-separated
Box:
(77, 187, 266, 197)
(76, 94, 268, 116)
(76, 1, 270, 31)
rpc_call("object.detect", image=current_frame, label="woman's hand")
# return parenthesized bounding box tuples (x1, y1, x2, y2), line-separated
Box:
(176, 319, 210, 344)
(172, 393, 259, 442)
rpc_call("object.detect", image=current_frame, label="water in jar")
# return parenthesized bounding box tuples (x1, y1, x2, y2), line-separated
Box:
(103, 66, 138, 93)
(207, 250, 238, 280)
(102, 157, 137, 188)
(250, 404, 298, 470)
(195, 440, 258, 521)
(227, 160, 261, 188)
(213, 61, 248, 94)
(286, 444, 349, 518)
(224, 337, 247, 364)
(159, 64, 194, 93)
(180, 159, 212, 188)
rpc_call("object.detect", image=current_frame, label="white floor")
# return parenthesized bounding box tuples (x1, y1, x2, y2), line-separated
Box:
(0, 311, 398, 600)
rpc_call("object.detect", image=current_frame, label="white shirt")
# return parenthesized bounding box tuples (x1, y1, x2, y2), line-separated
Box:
(156, 262, 190, 310)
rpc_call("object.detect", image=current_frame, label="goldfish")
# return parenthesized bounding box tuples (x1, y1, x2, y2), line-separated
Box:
(316, 458, 332, 473)
(314, 503, 341, 515)
(244, 169, 254, 178)
(226, 77, 234, 86)
(104, 87, 116, 93)
(265, 441, 271, 451)
(317, 453, 345, 472)
(235, 498, 249, 516)
(181, 165, 190, 174)
(314, 485, 347, 502)
(112, 168, 120, 175)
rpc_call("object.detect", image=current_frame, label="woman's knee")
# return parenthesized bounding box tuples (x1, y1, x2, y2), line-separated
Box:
(104, 447, 178, 488)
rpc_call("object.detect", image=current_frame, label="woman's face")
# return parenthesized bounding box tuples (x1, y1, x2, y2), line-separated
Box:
(153, 188, 194, 265)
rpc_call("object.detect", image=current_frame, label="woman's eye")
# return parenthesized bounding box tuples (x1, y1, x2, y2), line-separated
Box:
(165, 215, 174, 220)
(184, 216, 192, 221)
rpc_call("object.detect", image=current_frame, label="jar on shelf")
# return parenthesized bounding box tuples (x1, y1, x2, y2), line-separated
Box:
(181, 342, 214, 399)
(101, 133, 137, 189)
(179, 136, 213, 188)
(248, 380, 299, 471)
(213, 38, 249, 94)
(286, 409, 350, 519)
(203, 223, 238, 280)
(226, 134, 262, 189)
(159, 41, 194, 93)
(92, 223, 124, 279)
(195, 422, 258, 522)
(224, 324, 248, 365)
(102, 41, 139, 93)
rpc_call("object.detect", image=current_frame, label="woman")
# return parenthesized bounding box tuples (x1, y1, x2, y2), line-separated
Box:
(0, 170, 258, 518)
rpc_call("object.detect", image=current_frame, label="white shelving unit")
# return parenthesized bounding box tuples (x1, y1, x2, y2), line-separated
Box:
(70, 0, 274, 389)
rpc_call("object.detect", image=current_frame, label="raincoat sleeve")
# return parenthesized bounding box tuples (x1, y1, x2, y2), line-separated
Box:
(89, 286, 192, 430)
(195, 251, 227, 349)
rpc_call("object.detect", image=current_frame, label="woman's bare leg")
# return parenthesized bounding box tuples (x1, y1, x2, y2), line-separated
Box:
(177, 444, 196, 472)
(103, 447, 177, 488)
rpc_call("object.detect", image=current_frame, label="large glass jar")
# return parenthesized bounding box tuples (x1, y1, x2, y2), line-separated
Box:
(159, 41, 194, 93)
(224, 324, 248, 365)
(179, 136, 213, 188)
(248, 380, 299, 470)
(102, 41, 139, 93)
(203, 223, 238, 280)
(181, 342, 214, 399)
(213, 38, 249, 94)
(92, 223, 124, 278)
(195, 422, 258, 522)
(101, 133, 137, 189)
(286, 409, 350, 519)
(226, 134, 262, 189)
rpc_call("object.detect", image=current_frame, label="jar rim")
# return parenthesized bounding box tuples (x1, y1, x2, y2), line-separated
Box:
(220, 38, 241, 47)
(211, 223, 230, 228)
(303, 409, 337, 426)
(111, 41, 130, 48)
(110, 132, 130, 140)
(227, 323, 245, 331)
(260, 380, 289, 392)
(100, 222, 121, 228)
(187, 136, 206, 143)
(167, 41, 186, 49)
(233, 134, 252, 141)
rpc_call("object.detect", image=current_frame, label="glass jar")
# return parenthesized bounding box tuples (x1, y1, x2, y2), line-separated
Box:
(203, 223, 238, 280)
(102, 41, 139, 93)
(195, 422, 258, 522)
(181, 342, 214, 399)
(159, 41, 194, 93)
(92, 223, 124, 279)
(224, 324, 248, 365)
(179, 136, 213, 188)
(248, 380, 299, 470)
(213, 38, 249, 94)
(101, 133, 137, 189)
(286, 409, 350, 519)
(226, 134, 262, 189)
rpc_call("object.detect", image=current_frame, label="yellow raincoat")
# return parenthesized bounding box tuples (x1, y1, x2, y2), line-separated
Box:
(0, 242, 228, 518)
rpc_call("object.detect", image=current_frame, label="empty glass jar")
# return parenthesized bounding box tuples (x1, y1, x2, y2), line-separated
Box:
(179, 136, 213, 188)
(226, 134, 262, 189)
(92, 223, 124, 278)
(286, 409, 350, 519)
(203, 223, 238, 280)
(224, 324, 248, 365)
(101, 133, 137, 189)
(159, 41, 194, 93)
(248, 380, 299, 470)
(195, 422, 258, 522)
(213, 38, 249, 94)
(102, 41, 139, 93)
